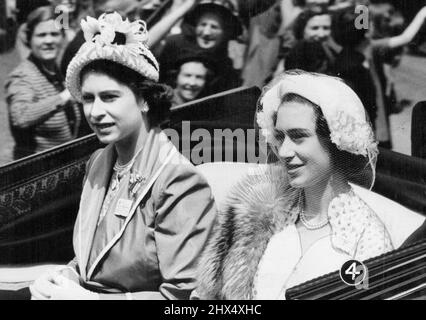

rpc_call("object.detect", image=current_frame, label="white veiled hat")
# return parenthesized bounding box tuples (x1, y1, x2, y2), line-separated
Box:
(66, 12, 159, 102)
(256, 70, 378, 159)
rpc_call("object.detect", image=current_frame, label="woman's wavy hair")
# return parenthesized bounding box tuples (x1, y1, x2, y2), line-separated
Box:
(25, 5, 64, 46)
(332, 5, 367, 47)
(80, 60, 173, 127)
(293, 8, 331, 40)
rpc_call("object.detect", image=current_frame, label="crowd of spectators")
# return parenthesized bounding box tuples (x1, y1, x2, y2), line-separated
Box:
(2, 0, 426, 159)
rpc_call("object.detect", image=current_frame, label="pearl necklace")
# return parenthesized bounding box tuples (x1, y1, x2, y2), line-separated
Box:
(299, 194, 329, 230)
(111, 146, 144, 191)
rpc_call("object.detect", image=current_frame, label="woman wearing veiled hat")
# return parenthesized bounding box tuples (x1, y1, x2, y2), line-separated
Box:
(195, 70, 394, 300)
(29, 12, 216, 300)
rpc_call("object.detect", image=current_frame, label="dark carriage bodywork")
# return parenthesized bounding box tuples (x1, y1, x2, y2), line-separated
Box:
(286, 240, 426, 300)
(0, 135, 102, 263)
(0, 86, 425, 299)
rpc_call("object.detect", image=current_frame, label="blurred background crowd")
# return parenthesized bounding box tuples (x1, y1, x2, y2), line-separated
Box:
(1, 0, 426, 164)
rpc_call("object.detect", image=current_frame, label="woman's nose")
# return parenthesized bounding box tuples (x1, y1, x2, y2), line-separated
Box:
(278, 138, 295, 159)
(202, 26, 212, 36)
(43, 34, 55, 43)
(88, 98, 105, 120)
(187, 76, 197, 86)
(318, 29, 329, 40)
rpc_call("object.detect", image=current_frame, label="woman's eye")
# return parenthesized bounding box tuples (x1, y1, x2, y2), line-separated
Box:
(101, 95, 118, 102)
(290, 134, 307, 143)
(82, 95, 94, 103)
(274, 131, 285, 142)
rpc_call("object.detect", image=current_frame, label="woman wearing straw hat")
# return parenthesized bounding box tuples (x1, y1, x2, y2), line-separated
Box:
(29, 11, 216, 300)
(196, 70, 394, 300)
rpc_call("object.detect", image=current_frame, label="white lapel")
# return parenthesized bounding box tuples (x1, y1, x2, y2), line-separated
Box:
(254, 224, 302, 300)
(285, 236, 350, 291)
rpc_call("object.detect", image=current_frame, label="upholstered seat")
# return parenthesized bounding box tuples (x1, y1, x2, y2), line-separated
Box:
(196, 162, 426, 249)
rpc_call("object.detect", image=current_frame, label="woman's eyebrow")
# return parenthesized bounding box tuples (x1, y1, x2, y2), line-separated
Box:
(287, 129, 312, 136)
(81, 90, 122, 96)
(274, 128, 312, 136)
(99, 90, 122, 95)
(273, 128, 286, 137)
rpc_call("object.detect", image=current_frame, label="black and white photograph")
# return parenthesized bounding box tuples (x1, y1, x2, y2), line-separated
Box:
(0, 0, 425, 304)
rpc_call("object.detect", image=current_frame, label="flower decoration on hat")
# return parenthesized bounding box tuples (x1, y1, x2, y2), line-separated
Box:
(81, 12, 149, 55)
(66, 12, 159, 101)
(329, 111, 378, 157)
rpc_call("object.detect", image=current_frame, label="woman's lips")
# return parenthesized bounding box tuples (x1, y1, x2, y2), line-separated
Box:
(199, 37, 215, 46)
(182, 87, 198, 95)
(93, 123, 114, 132)
(286, 164, 304, 173)
(41, 47, 56, 52)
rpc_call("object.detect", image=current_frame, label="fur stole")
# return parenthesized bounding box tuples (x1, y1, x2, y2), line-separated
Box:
(197, 165, 299, 300)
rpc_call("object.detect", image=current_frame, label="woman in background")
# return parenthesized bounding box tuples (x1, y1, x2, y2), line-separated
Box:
(285, 8, 337, 73)
(5, 5, 81, 159)
(171, 53, 216, 106)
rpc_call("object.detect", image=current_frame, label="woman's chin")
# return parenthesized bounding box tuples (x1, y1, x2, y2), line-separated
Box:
(95, 133, 117, 145)
(288, 176, 305, 189)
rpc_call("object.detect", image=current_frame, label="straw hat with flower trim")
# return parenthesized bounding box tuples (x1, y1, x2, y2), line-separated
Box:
(66, 12, 159, 102)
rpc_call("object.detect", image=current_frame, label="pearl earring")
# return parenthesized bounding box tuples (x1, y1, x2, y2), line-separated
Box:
(141, 103, 149, 113)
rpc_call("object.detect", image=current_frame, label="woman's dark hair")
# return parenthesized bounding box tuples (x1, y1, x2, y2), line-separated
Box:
(332, 6, 367, 47)
(293, 8, 331, 40)
(25, 5, 64, 46)
(276, 92, 371, 184)
(80, 60, 173, 127)
(285, 40, 330, 73)
(293, 0, 335, 7)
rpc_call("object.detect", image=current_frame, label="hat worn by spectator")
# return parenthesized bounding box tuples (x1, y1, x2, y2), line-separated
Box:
(66, 11, 159, 101)
(183, 0, 243, 39)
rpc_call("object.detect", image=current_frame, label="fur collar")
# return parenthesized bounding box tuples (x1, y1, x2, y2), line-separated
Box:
(197, 166, 299, 299)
